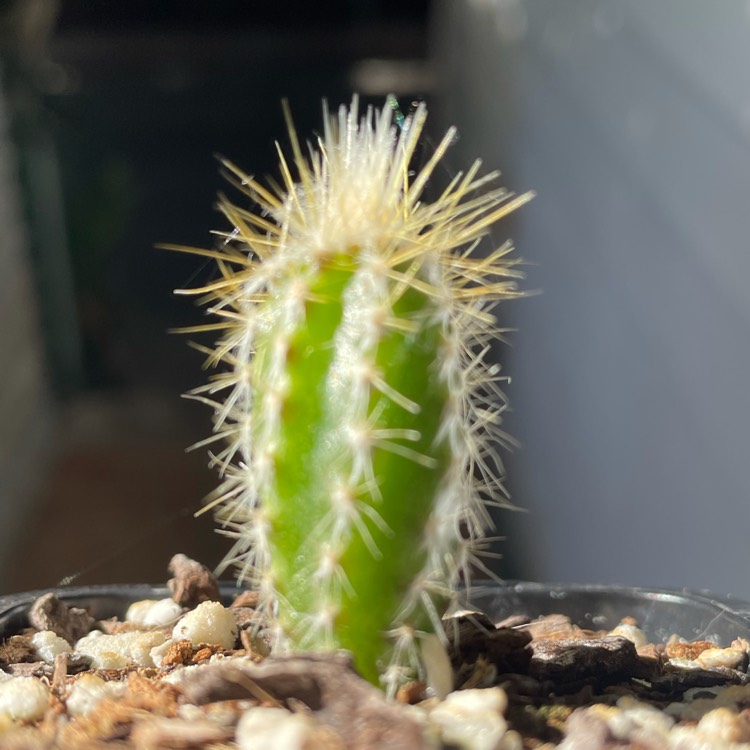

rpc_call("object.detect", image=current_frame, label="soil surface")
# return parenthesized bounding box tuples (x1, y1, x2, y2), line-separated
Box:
(1, 557, 749, 749)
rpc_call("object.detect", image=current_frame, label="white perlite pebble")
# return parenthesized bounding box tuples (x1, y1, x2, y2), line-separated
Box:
(66, 674, 126, 716)
(161, 662, 201, 686)
(667, 683, 750, 722)
(561, 696, 750, 749)
(31, 630, 72, 663)
(150, 638, 173, 668)
(125, 599, 157, 625)
(694, 706, 750, 744)
(609, 622, 647, 648)
(171, 601, 237, 649)
(161, 654, 253, 687)
(694, 647, 746, 671)
(0, 677, 50, 722)
(75, 629, 167, 669)
(429, 687, 511, 750)
(558, 700, 674, 750)
(236, 707, 325, 750)
(607, 696, 674, 740)
(126, 598, 183, 628)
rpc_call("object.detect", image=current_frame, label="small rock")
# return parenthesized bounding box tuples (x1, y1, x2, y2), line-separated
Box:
(240, 627, 272, 658)
(428, 687, 510, 750)
(126, 597, 184, 628)
(557, 705, 618, 750)
(695, 706, 750, 743)
(0, 676, 50, 721)
(560, 698, 675, 749)
(4, 662, 50, 678)
(31, 631, 72, 664)
(28, 593, 94, 645)
(694, 647, 747, 672)
(520, 614, 582, 641)
(168, 554, 221, 608)
(231, 590, 260, 609)
(529, 636, 639, 683)
(66, 653, 94, 674)
(236, 706, 343, 750)
(636, 643, 665, 661)
(397, 681, 428, 704)
(75, 629, 167, 669)
(66, 673, 126, 716)
(610, 622, 647, 648)
(172, 601, 237, 650)
(649, 664, 748, 695)
(449, 615, 531, 676)
(456, 656, 498, 691)
(0, 635, 36, 667)
(160, 639, 194, 668)
(192, 646, 216, 663)
(665, 640, 715, 661)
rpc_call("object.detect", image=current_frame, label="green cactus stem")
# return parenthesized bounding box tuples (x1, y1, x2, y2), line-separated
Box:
(172, 98, 533, 694)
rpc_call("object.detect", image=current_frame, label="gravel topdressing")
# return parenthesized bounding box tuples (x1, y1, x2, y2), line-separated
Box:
(1, 556, 750, 749)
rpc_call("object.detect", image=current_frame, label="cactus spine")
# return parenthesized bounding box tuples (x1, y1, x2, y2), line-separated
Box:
(177, 98, 532, 693)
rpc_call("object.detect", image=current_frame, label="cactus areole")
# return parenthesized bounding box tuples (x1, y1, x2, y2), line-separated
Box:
(174, 98, 533, 694)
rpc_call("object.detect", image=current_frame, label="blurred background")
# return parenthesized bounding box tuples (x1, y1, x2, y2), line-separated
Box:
(2, 0, 750, 598)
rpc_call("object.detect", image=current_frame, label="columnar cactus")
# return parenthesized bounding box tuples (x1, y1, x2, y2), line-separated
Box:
(176, 98, 532, 694)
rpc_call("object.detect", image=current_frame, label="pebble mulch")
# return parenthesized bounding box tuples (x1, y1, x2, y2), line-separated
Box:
(1, 557, 750, 749)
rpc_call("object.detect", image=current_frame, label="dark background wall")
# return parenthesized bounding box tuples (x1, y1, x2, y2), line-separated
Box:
(0, 0, 437, 592)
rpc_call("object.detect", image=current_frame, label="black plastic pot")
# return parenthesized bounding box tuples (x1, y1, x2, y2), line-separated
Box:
(469, 582, 750, 644)
(0, 583, 243, 637)
(3, 582, 750, 645)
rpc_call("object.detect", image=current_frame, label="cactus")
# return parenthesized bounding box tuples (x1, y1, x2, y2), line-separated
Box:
(173, 98, 532, 694)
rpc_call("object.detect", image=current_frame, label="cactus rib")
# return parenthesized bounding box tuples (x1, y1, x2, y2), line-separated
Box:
(179, 98, 532, 693)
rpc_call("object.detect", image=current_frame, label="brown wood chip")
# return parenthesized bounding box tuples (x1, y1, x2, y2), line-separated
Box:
(0, 634, 36, 666)
(230, 590, 260, 609)
(529, 635, 639, 683)
(160, 640, 194, 668)
(167, 554, 221, 608)
(178, 653, 432, 750)
(28, 593, 94, 644)
(665, 640, 716, 660)
(129, 717, 233, 748)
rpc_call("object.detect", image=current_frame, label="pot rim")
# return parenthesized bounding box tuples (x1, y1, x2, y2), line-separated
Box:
(3, 581, 750, 645)
(467, 581, 750, 644)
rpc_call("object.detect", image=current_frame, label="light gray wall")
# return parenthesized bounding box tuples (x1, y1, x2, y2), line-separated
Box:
(432, 0, 750, 596)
